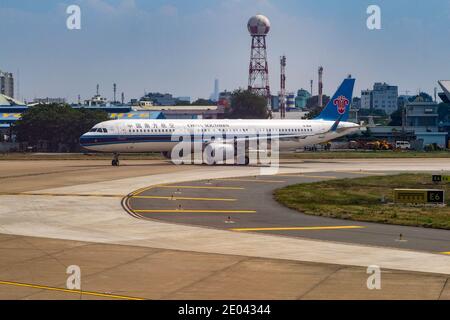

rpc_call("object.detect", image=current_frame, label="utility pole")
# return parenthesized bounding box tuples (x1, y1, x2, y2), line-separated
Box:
(318, 66, 323, 107)
(279, 55, 286, 119)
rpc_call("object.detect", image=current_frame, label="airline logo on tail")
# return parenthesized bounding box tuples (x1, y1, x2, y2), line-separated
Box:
(314, 78, 355, 122)
(333, 95, 350, 115)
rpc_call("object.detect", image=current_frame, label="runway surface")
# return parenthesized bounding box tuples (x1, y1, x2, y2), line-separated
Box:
(126, 171, 450, 253)
(0, 158, 449, 300)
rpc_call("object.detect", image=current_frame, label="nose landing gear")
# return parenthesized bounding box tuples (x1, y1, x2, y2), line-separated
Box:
(112, 153, 120, 166)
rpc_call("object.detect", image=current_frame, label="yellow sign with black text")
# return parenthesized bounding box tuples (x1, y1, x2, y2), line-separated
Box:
(432, 175, 450, 183)
(394, 189, 444, 204)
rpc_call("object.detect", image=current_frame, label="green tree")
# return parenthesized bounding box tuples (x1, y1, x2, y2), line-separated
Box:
(409, 92, 433, 103)
(225, 89, 268, 119)
(438, 103, 450, 122)
(13, 104, 108, 152)
(191, 98, 215, 106)
(388, 108, 403, 126)
(304, 106, 320, 119)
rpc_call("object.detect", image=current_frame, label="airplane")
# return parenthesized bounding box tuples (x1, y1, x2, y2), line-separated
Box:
(80, 77, 360, 166)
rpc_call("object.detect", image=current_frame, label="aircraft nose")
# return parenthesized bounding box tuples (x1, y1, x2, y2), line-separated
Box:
(79, 133, 89, 147)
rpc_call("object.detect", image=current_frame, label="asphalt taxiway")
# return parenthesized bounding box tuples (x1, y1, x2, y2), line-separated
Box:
(125, 171, 450, 253)
(0, 158, 449, 299)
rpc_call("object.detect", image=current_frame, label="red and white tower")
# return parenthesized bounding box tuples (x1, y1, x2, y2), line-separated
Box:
(247, 15, 271, 107)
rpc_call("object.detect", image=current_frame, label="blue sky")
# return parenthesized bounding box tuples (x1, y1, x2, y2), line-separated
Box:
(1, 0, 449, 103)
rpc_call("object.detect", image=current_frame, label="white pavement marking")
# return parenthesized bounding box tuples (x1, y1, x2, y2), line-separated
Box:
(0, 159, 449, 275)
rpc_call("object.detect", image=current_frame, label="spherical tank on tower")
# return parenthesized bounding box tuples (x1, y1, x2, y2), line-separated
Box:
(247, 15, 270, 36)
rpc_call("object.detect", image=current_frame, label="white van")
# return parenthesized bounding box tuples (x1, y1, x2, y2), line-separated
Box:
(395, 141, 411, 150)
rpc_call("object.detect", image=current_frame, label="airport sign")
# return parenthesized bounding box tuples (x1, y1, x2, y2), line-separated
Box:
(394, 189, 445, 205)
(432, 175, 450, 183)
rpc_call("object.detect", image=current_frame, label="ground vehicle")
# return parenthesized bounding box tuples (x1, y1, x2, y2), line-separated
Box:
(395, 141, 411, 150)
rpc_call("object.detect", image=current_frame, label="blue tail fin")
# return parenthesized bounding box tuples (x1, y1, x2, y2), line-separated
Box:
(314, 78, 355, 121)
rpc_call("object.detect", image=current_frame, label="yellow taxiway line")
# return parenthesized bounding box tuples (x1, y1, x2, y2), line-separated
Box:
(131, 195, 237, 202)
(214, 178, 286, 183)
(231, 226, 365, 232)
(134, 209, 256, 214)
(441, 252, 450, 255)
(275, 174, 337, 179)
(131, 185, 156, 196)
(158, 185, 245, 190)
(0, 280, 144, 300)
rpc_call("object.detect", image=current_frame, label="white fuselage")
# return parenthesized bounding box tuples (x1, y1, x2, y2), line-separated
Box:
(80, 119, 360, 153)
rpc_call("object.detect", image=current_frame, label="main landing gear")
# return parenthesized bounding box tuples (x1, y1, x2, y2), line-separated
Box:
(112, 153, 120, 166)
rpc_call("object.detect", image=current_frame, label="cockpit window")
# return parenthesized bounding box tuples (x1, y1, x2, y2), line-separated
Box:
(89, 127, 108, 133)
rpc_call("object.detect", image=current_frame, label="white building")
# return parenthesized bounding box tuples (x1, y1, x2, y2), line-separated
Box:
(360, 83, 398, 115)
(372, 82, 398, 115)
(360, 89, 371, 109)
(0, 71, 14, 98)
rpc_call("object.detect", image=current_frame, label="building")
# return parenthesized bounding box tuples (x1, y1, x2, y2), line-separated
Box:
(0, 93, 26, 109)
(131, 105, 224, 119)
(360, 83, 398, 115)
(305, 95, 330, 110)
(358, 94, 447, 149)
(272, 110, 307, 119)
(351, 97, 361, 110)
(295, 89, 311, 109)
(141, 93, 177, 106)
(84, 94, 107, 106)
(360, 89, 371, 110)
(372, 82, 398, 114)
(109, 111, 165, 120)
(286, 93, 295, 110)
(31, 98, 66, 105)
(0, 71, 14, 98)
(210, 79, 220, 102)
(176, 96, 191, 104)
(72, 104, 131, 113)
(405, 97, 446, 147)
(270, 95, 279, 111)
(0, 93, 26, 139)
(406, 98, 439, 128)
(438, 80, 450, 103)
